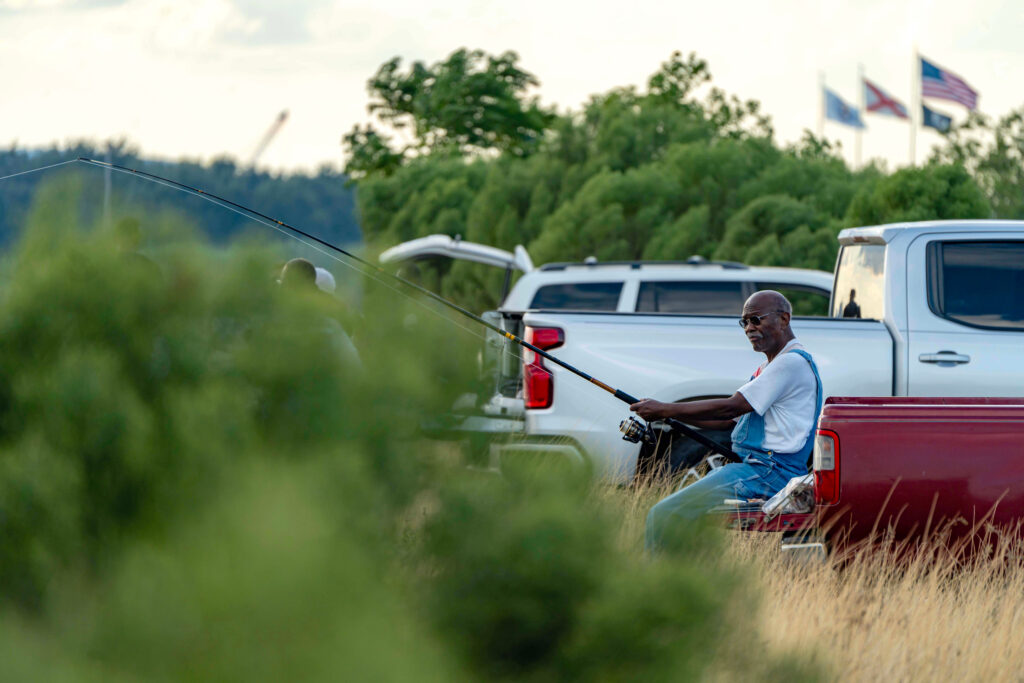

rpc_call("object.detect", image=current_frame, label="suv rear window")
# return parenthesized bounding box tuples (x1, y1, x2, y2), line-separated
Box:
(529, 282, 623, 310)
(635, 281, 745, 314)
(927, 241, 1024, 330)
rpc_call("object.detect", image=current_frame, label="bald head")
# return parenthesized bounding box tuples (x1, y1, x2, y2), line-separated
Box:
(745, 290, 792, 316)
(280, 258, 317, 290)
(740, 290, 795, 360)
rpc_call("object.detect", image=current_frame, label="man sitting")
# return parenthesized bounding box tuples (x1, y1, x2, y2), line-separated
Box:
(630, 290, 823, 551)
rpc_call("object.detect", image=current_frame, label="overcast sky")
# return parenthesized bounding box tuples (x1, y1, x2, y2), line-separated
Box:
(2, 0, 1021, 174)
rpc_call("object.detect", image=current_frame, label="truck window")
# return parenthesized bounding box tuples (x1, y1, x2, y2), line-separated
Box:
(529, 282, 623, 310)
(831, 245, 885, 319)
(635, 281, 744, 314)
(927, 241, 1024, 330)
(754, 284, 830, 316)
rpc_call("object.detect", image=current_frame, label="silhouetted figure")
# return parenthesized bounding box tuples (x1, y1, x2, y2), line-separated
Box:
(842, 289, 861, 318)
(279, 258, 361, 367)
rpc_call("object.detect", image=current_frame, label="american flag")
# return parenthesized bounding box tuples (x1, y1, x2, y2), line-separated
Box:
(921, 56, 978, 110)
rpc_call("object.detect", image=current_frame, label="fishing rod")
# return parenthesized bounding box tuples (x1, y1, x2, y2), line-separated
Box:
(75, 157, 739, 461)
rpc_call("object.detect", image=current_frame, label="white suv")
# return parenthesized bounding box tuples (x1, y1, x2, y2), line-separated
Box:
(501, 258, 833, 316)
(380, 234, 833, 318)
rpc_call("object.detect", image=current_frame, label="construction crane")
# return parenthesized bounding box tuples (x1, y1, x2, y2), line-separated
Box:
(248, 110, 289, 167)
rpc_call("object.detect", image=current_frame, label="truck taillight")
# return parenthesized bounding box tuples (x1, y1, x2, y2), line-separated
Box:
(813, 429, 840, 506)
(523, 326, 563, 409)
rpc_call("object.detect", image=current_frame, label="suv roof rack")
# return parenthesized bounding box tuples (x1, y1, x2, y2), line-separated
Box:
(538, 256, 749, 272)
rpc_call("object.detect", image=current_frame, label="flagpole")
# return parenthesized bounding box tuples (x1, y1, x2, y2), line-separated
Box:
(910, 45, 918, 166)
(855, 63, 864, 168)
(817, 71, 825, 139)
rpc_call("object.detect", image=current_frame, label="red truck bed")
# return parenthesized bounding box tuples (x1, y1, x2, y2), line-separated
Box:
(815, 396, 1024, 546)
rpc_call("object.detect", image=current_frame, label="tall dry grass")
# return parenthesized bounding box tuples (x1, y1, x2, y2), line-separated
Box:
(614, 476, 1024, 682)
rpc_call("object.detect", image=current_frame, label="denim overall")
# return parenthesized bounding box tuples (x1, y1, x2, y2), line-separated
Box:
(645, 349, 823, 551)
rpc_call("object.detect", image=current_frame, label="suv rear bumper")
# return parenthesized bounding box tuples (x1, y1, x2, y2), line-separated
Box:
(491, 436, 589, 467)
(421, 412, 525, 440)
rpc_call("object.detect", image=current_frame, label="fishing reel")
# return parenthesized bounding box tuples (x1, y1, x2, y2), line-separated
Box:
(619, 416, 656, 444)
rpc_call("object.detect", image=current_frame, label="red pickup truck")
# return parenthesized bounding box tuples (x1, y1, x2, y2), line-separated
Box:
(727, 397, 1024, 556)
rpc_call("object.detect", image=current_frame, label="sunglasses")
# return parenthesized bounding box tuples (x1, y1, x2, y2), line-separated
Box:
(738, 311, 784, 328)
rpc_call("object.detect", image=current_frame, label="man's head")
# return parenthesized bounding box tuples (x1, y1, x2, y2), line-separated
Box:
(279, 258, 317, 290)
(740, 290, 794, 356)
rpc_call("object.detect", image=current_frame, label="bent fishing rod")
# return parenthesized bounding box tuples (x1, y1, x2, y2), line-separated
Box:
(76, 157, 739, 461)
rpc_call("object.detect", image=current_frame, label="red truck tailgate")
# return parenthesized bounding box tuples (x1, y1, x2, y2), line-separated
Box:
(817, 397, 1024, 543)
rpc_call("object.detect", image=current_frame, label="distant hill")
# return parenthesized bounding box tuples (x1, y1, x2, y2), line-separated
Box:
(0, 142, 362, 249)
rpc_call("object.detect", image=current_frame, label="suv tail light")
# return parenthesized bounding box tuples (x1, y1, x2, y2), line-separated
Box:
(523, 326, 563, 409)
(813, 429, 840, 505)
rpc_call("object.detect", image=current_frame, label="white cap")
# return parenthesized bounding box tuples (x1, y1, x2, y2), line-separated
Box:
(314, 267, 336, 293)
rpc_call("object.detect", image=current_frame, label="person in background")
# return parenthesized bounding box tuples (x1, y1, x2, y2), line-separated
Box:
(279, 258, 361, 368)
(842, 289, 861, 318)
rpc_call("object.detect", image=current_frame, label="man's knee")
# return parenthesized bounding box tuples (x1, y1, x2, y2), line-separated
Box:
(648, 488, 702, 528)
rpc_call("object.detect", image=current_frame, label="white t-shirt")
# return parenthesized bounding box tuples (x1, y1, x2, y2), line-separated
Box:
(736, 340, 818, 453)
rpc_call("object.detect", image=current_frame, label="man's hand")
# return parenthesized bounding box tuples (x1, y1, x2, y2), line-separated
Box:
(630, 398, 673, 421)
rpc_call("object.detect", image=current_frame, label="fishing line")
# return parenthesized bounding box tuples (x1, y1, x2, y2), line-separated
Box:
(0, 159, 79, 182)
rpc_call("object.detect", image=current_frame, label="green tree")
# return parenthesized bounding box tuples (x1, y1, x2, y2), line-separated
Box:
(932, 108, 1024, 219)
(714, 194, 823, 262)
(643, 205, 713, 260)
(844, 163, 990, 226)
(341, 125, 405, 179)
(659, 137, 781, 241)
(343, 48, 554, 176)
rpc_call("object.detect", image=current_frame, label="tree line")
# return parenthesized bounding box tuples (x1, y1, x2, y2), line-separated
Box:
(0, 141, 361, 249)
(346, 49, 1023, 312)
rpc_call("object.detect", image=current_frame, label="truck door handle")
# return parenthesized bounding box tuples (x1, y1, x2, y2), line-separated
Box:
(918, 351, 971, 366)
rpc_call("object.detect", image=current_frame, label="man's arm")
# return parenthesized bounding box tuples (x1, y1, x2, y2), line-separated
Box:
(629, 392, 753, 423)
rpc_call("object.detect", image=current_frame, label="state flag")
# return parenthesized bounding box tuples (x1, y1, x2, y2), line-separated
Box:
(824, 87, 865, 129)
(863, 78, 908, 119)
(921, 56, 978, 110)
(922, 104, 952, 132)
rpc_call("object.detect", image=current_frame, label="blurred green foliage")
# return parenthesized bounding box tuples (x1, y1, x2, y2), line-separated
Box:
(350, 50, 999, 312)
(0, 181, 818, 680)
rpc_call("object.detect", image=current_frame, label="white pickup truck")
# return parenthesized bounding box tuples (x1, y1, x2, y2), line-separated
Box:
(514, 220, 1024, 482)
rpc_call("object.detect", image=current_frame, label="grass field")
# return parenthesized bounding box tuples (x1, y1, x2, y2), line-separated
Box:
(616, 477, 1024, 682)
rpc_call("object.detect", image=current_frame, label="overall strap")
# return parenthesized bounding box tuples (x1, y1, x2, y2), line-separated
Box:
(787, 348, 823, 466)
(730, 367, 768, 456)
